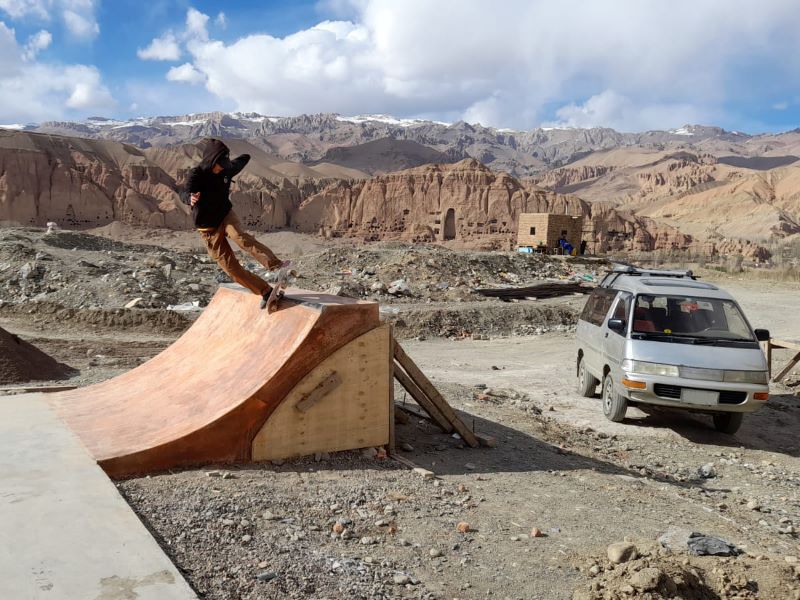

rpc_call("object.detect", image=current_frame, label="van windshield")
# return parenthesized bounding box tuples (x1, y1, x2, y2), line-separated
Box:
(632, 294, 754, 341)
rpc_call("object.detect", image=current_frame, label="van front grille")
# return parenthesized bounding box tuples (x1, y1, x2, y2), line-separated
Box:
(654, 384, 681, 399)
(654, 384, 747, 405)
(719, 391, 747, 405)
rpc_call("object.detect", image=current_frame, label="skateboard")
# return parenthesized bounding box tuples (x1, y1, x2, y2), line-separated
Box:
(266, 263, 297, 314)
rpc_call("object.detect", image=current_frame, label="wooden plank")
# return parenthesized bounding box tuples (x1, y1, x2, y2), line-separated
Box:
(397, 402, 497, 448)
(0, 385, 77, 395)
(770, 338, 800, 352)
(252, 325, 391, 461)
(394, 365, 453, 433)
(393, 341, 480, 448)
(387, 326, 396, 453)
(773, 350, 800, 383)
(294, 371, 341, 412)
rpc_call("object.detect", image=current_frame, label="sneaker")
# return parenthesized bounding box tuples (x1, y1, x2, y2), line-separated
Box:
(259, 286, 273, 310)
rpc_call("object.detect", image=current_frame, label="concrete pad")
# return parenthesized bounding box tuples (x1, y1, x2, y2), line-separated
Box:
(0, 394, 197, 600)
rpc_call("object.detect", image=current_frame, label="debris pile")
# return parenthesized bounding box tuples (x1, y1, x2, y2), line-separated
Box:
(0, 326, 74, 384)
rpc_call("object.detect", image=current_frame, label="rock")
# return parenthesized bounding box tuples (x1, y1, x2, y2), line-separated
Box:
(332, 523, 345, 534)
(263, 510, 280, 521)
(530, 527, 545, 538)
(607, 542, 638, 564)
(588, 565, 601, 576)
(686, 533, 739, 556)
(393, 574, 411, 585)
(255, 571, 279, 582)
(387, 279, 411, 295)
(401, 442, 414, 452)
(698, 463, 717, 478)
(360, 536, 376, 545)
(465, 463, 476, 470)
(361, 447, 378, 459)
(629, 567, 663, 591)
(429, 548, 443, 558)
(124, 297, 143, 309)
(746, 499, 761, 511)
(785, 556, 798, 564)
(413, 467, 435, 480)
(242, 535, 252, 543)
(457, 522, 471, 533)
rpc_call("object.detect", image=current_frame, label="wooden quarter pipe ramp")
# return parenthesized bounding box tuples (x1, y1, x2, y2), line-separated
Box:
(49, 287, 393, 478)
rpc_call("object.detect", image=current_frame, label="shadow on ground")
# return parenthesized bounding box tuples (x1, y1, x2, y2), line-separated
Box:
(619, 393, 799, 457)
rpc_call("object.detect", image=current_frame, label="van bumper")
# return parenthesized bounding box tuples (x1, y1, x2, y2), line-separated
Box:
(618, 374, 769, 414)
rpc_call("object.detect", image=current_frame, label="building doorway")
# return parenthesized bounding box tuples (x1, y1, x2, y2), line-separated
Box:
(443, 208, 456, 240)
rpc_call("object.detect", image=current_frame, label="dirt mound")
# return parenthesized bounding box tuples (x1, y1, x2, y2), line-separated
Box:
(0, 326, 74, 384)
(572, 541, 796, 600)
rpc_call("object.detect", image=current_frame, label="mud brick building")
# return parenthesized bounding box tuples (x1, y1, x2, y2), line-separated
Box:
(517, 213, 583, 253)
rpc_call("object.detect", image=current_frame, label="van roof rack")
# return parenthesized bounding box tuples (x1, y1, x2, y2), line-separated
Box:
(610, 264, 697, 279)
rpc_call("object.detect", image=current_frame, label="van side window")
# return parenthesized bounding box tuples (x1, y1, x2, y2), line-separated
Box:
(581, 288, 614, 326)
(609, 293, 632, 334)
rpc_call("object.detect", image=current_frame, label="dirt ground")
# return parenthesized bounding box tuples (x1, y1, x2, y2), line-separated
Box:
(2, 227, 799, 599)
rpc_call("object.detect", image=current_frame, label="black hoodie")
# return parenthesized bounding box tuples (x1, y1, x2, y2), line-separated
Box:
(184, 139, 251, 229)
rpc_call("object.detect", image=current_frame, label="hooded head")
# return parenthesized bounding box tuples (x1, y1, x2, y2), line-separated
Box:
(199, 138, 232, 171)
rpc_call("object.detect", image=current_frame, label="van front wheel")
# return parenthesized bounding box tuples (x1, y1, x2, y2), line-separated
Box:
(602, 375, 627, 422)
(577, 357, 599, 397)
(713, 412, 743, 435)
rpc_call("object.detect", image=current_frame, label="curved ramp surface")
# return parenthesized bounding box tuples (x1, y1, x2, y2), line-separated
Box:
(50, 287, 379, 478)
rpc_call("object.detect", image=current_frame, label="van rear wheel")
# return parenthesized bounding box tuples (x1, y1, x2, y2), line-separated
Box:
(602, 375, 627, 422)
(577, 357, 599, 397)
(713, 412, 743, 435)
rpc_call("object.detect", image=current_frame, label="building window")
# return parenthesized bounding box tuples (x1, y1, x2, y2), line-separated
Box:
(529, 227, 536, 235)
(561, 229, 568, 237)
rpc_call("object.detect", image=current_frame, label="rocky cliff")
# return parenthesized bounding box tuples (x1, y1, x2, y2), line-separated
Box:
(0, 131, 771, 259)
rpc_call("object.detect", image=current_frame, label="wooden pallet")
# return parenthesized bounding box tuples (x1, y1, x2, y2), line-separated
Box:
(392, 340, 480, 448)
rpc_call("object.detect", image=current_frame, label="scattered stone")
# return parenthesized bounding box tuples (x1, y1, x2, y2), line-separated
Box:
(457, 522, 471, 533)
(413, 467, 435, 480)
(401, 442, 414, 452)
(241, 535, 252, 543)
(360, 536, 376, 545)
(393, 574, 411, 585)
(124, 297, 143, 309)
(255, 571, 279, 582)
(263, 510, 280, 521)
(607, 542, 638, 564)
(530, 527, 545, 538)
(629, 567, 663, 591)
(746, 500, 762, 511)
(429, 548, 443, 558)
(698, 463, 717, 478)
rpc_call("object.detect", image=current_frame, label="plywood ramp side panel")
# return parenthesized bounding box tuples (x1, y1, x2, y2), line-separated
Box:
(251, 325, 391, 462)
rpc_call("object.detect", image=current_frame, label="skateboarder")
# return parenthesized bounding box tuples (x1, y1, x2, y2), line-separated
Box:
(184, 138, 283, 309)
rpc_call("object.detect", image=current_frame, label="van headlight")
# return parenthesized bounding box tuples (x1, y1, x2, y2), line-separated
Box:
(723, 370, 769, 384)
(622, 360, 679, 377)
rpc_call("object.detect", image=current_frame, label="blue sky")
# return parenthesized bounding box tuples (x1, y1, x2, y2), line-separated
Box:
(1, 0, 800, 133)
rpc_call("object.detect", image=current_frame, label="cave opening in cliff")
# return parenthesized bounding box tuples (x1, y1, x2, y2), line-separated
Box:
(443, 208, 456, 240)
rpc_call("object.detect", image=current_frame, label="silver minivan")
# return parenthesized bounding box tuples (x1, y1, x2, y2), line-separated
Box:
(575, 266, 770, 434)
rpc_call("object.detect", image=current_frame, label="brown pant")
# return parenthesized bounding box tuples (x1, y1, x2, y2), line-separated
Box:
(200, 211, 281, 295)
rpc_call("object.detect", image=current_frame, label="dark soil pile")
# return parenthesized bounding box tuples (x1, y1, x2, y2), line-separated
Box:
(0, 326, 74, 384)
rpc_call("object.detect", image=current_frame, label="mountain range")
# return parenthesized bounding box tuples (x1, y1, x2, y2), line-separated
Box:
(2, 112, 800, 260)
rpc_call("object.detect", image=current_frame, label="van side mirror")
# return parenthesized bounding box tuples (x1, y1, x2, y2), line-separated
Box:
(607, 318, 627, 333)
(754, 329, 770, 342)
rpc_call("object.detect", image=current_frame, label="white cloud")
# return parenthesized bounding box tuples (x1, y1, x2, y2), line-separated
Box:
(186, 7, 208, 41)
(62, 5, 97, 38)
(137, 32, 180, 61)
(773, 101, 789, 111)
(0, 20, 114, 121)
(546, 90, 709, 132)
(144, 1, 800, 130)
(166, 62, 204, 85)
(0, 0, 99, 39)
(22, 28, 50, 59)
(214, 11, 225, 28)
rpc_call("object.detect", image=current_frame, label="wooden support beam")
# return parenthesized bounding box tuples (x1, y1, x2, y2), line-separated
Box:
(773, 350, 800, 383)
(294, 371, 341, 413)
(397, 402, 497, 448)
(394, 365, 453, 433)
(393, 341, 480, 448)
(771, 338, 800, 352)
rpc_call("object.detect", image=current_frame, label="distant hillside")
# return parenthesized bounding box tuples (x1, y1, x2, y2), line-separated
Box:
(310, 138, 455, 175)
